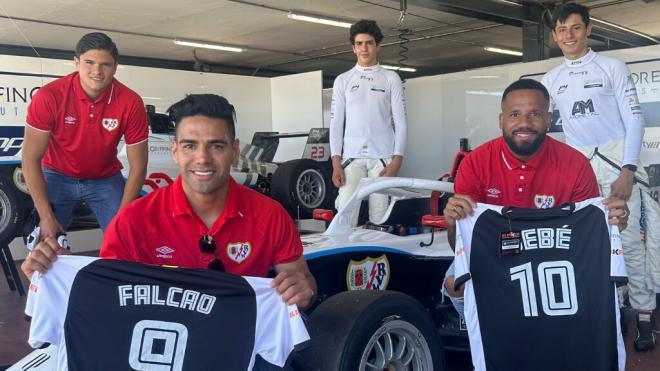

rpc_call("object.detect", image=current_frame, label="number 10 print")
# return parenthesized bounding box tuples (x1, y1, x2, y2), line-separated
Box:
(510, 260, 578, 317)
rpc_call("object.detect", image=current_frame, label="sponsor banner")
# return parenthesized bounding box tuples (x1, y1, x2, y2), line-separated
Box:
(0, 72, 56, 162)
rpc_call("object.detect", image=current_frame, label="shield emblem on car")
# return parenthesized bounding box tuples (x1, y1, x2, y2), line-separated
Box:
(346, 254, 390, 291)
(227, 241, 251, 264)
(102, 118, 119, 131)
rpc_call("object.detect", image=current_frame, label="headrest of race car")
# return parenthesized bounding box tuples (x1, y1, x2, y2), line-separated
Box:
(421, 215, 447, 229)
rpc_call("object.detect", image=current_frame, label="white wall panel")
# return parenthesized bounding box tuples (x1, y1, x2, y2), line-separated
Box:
(270, 70, 323, 162)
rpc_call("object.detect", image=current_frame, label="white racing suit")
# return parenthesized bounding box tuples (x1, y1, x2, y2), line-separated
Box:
(335, 158, 391, 226)
(582, 140, 660, 310)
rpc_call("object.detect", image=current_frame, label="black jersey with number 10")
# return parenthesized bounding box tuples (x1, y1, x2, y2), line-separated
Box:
(454, 198, 627, 371)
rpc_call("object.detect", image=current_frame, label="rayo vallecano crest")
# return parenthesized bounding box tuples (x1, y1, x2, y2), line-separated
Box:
(102, 118, 119, 131)
(534, 194, 555, 209)
(227, 241, 251, 263)
(346, 254, 390, 291)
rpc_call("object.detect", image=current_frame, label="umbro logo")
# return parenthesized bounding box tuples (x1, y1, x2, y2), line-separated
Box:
(486, 188, 501, 198)
(64, 115, 76, 125)
(156, 246, 175, 259)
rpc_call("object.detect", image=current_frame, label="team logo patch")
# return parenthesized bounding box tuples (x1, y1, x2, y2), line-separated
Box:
(534, 194, 555, 209)
(346, 254, 390, 291)
(628, 96, 641, 111)
(156, 246, 174, 259)
(227, 241, 251, 263)
(102, 118, 119, 131)
(568, 70, 588, 77)
(584, 79, 603, 89)
(144, 172, 175, 192)
(64, 115, 76, 125)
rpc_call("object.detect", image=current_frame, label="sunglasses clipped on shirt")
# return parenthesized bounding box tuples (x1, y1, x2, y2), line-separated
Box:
(199, 235, 225, 272)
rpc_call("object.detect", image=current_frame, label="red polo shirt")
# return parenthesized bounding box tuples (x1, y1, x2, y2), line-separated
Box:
(100, 177, 302, 277)
(455, 136, 599, 208)
(26, 72, 148, 179)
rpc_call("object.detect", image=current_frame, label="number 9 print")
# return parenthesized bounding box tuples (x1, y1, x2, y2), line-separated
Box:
(129, 320, 188, 371)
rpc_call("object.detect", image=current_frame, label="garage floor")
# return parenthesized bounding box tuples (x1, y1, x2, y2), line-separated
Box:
(1, 258, 659, 370)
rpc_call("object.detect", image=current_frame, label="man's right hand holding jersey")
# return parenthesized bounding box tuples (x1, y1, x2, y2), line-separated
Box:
(21, 237, 71, 280)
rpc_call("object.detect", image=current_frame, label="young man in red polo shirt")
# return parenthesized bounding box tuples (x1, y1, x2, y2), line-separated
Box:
(22, 32, 148, 239)
(442, 79, 629, 315)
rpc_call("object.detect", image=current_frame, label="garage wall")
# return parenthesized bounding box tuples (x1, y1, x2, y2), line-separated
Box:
(270, 70, 323, 162)
(116, 64, 272, 144)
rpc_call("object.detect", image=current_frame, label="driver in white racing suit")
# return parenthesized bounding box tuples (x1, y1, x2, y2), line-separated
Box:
(542, 2, 660, 351)
(330, 19, 407, 226)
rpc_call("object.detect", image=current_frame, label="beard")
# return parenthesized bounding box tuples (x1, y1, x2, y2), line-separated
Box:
(503, 129, 546, 157)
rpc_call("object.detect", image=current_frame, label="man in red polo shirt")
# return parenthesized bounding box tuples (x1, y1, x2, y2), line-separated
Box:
(22, 93, 315, 370)
(442, 79, 629, 312)
(23, 93, 316, 304)
(22, 32, 148, 239)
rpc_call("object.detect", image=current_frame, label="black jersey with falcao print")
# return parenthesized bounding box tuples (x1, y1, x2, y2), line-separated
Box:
(25, 256, 309, 371)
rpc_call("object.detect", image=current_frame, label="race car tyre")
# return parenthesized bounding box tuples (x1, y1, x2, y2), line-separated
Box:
(271, 159, 335, 219)
(0, 175, 24, 244)
(295, 290, 445, 371)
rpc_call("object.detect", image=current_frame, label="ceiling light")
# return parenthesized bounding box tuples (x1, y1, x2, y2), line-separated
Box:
(484, 47, 523, 57)
(381, 64, 417, 73)
(173, 39, 243, 53)
(287, 12, 352, 28)
(494, 0, 523, 6)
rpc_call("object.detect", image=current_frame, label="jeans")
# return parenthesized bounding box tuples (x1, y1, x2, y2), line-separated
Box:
(43, 168, 125, 232)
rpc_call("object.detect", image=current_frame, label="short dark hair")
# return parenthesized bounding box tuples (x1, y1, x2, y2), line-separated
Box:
(167, 94, 236, 140)
(350, 19, 384, 44)
(553, 2, 590, 28)
(75, 32, 119, 62)
(501, 79, 550, 104)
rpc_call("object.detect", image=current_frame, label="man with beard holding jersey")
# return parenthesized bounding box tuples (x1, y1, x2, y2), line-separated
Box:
(441, 79, 628, 323)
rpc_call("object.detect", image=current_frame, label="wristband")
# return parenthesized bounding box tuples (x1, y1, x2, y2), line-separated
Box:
(622, 164, 637, 173)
